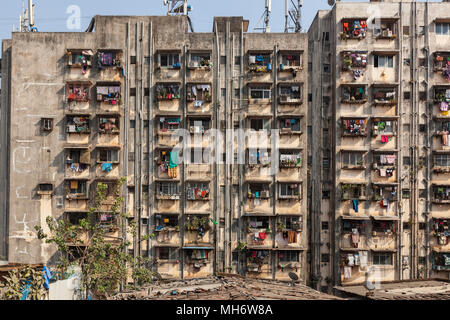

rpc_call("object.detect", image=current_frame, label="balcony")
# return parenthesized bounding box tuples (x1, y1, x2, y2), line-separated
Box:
(341, 118, 368, 137)
(156, 83, 181, 101)
(341, 183, 367, 201)
(187, 53, 212, 71)
(65, 179, 88, 200)
(96, 82, 121, 106)
(65, 147, 90, 178)
(97, 50, 123, 70)
(340, 19, 367, 40)
(248, 53, 272, 73)
(373, 20, 398, 39)
(434, 52, 450, 82)
(371, 184, 398, 202)
(278, 85, 302, 105)
(433, 185, 450, 204)
(373, 87, 398, 106)
(66, 115, 90, 134)
(341, 51, 368, 72)
(66, 82, 92, 103)
(67, 49, 93, 74)
(341, 85, 367, 104)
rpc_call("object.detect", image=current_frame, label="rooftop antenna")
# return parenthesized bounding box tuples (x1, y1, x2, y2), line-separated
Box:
(254, 0, 271, 33)
(19, 0, 37, 32)
(163, 0, 194, 32)
(284, 0, 302, 33)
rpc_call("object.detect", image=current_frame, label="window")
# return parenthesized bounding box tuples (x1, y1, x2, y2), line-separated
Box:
(419, 189, 427, 198)
(281, 54, 301, 67)
(39, 183, 53, 192)
(187, 182, 210, 200)
(189, 53, 211, 68)
(373, 120, 396, 134)
(189, 118, 210, 134)
(96, 83, 121, 103)
(342, 219, 366, 233)
(342, 152, 364, 168)
(342, 86, 367, 102)
(98, 50, 122, 68)
(279, 183, 301, 199)
(99, 117, 119, 134)
(321, 254, 330, 263)
(250, 87, 271, 99)
(279, 150, 302, 168)
(234, 56, 241, 65)
(435, 154, 450, 167)
(403, 222, 410, 230)
(158, 182, 179, 196)
(248, 216, 270, 229)
(322, 190, 330, 199)
(155, 214, 178, 228)
(250, 118, 270, 131)
(373, 20, 397, 38)
(278, 216, 302, 231)
(248, 183, 270, 199)
(98, 149, 119, 163)
(322, 221, 329, 230)
(159, 117, 180, 131)
(279, 85, 301, 101)
(66, 212, 87, 225)
(221, 88, 226, 97)
(66, 82, 91, 102)
(189, 148, 210, 164)
(66, 149, 90, 169)
(66, 180, 87, 197)
(374, 55, 394, 68)
(66, 116, 90, 134)
(160, 53, 180, 68)
(323, 64, 330, 73)
(279, 251, 299, 263)
(279, 118, 301, 131)
(403, 156, 411, 166)
(402, 189, 411, 199)
(220, 56, 226, 64)
(187, 84, 211, 101)
(130, 56, 136, 64)
(248, 149, 271, 165)
(436, 23, 450, 35)
(341, 184, 365, 200)
(130, 88, 136, 96)
(232, 252, 239, 262)
(373, 252, 393, 265)
(403, 26, 410, 36)
(41, 118, 53, 131)
(158, 247, 178, 261)
(404, 91, 411, 100)
(156, 83, 180, 100)
(419, 223, 426, 230)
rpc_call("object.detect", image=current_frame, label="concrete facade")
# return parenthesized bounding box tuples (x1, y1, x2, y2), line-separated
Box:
(0, 15, 308, 282)
(308, 0, 450, 293)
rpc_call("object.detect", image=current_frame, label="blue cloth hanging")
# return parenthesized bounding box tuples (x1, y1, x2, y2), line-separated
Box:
(352, 199, 359, 213)
(102, 163, 113, 172)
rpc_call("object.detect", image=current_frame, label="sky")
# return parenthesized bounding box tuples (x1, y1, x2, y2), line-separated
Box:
(0, 0, 441, 42)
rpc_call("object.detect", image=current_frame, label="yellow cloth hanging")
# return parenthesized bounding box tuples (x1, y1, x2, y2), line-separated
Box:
(442, 111, 449, 116)
(70, 180, 78, 189)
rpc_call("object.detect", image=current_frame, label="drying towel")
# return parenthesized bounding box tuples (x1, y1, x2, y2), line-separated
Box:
(381, 135, 388, 143)
(344, 266, 352, 279)
(288, 231, 297, 244)
(259, 232, 267, 240)
(352, 199, 359, 213)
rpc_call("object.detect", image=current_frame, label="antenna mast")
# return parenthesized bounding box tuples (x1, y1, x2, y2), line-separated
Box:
(18, 0, 37, 32)
(264, 0, 271, 33)
(164, 0, 192, 16)
(284, 0, 302, 33)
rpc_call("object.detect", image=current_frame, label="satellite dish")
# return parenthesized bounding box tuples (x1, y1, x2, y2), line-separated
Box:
(328, 0, 335, 6)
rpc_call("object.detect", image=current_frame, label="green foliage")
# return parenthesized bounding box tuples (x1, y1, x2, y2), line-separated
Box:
(34, 177, 154, 300)
(0, 266, 46, 300)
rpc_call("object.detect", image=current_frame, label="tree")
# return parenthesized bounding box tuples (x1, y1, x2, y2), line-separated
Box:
(0, 265, 46, 300)
(35, 177, 153, 300)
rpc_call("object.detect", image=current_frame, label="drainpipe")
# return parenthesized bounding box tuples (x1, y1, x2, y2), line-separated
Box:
(272, 44, 278, 280)
(121, 20, 131, 292)
(424, 0, 431, 279)
(397, 2, 403, 281)
(181, 44, 187, 279)
(147, 21, 154, 265)
(213, 21, 220, 275)
(238, 23, 244, 275)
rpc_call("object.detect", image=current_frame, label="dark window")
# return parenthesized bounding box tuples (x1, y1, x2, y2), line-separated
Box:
(234, 56, 241, 65)
(321, 254, 330, 263)
(373, 252, 393, 265)
(130, 120, 136, 129)
(419, 58, 426, 67)
(130, 56, 137, 64)
(67, 212, 87, 225)
(322, 221, 329, 230)
(323, 64, 331, 73)
(419, 189, 427, 198)
(141, 218, 148, 225)
(402, 189, 411, 199)
(403, 26, 410, 36)
(403, 222, 410, 230)
(322, 190, 330, 199)
(130, 88, 136, 96)
(144, 88, 150, 96)
(403, 157, 411, 165)
(419, 91, 427, 100)
(232, 252, 238, 262)
(308, 93, 312, 102)
(235, 88, 240, 97)
(404, 91, 411, 100)
(419, 256, 426, 264)
(220, 56, 226, 64)
(419, 222, 426, 230)
(374, 55, 394, 68)
(41, 118, 53, 131)
(39, 183, 53, 192)
(158, 247, 178, 261)
(419, 124, 426, 132)
(221, 88, 226, 97)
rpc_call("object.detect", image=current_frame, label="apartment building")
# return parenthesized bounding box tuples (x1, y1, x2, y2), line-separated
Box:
(0, 15, 308, 282)
(308, 0, 450, 292)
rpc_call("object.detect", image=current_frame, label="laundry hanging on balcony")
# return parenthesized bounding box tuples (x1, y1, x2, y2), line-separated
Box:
(102, 163, 113, 172)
